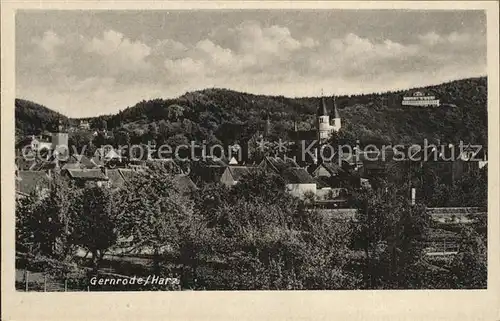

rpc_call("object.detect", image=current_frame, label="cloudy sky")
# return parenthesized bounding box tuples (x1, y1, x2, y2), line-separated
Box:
(16, 10, 486, 117)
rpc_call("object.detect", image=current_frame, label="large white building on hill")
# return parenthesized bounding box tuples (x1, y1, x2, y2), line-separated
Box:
(402, 91, 440, 107)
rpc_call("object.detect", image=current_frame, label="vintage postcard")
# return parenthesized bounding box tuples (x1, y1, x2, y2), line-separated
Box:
(2, 1, 499, 320)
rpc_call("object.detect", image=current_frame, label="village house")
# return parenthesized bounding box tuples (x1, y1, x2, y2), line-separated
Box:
(15, 169, 52, 199)
(62, 168, 109, 188)
(189, 156, 228, 185)
(281, 167, 318, 199)
(79, 120, 91, 130)
(220, 165, 255, 187)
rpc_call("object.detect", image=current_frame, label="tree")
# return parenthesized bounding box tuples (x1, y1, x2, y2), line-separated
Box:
(167, 104, 184, 121)
(68, 130, 93, 156)
(31, 175, 76, 260)
(72, 186, 118, 274)
(16, 193, 39, 254)
(117, 165, 194, 275)
(448, 167, 487, 207)
(189, 170, 358, 290)
(449, 225, 487, 288)
(114, 129, 131, 147)
(147, 122, 159, 144)
(349, 180, 429, 288)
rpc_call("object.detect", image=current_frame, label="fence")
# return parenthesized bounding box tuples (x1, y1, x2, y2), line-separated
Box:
(16, 270, 90, 292)
(16, 268, 182, 292)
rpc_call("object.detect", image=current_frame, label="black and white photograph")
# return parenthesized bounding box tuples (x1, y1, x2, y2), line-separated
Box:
(11, 7, 491, 291)
(2, 2, 500, 320)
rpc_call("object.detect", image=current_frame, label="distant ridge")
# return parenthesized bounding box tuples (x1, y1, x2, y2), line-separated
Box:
(15, 77, 487, 146)
(15, 99, 69, 136)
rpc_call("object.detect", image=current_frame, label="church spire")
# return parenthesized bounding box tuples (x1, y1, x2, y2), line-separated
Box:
(332, 96, 340, 118)
(317, 97, 329, 116)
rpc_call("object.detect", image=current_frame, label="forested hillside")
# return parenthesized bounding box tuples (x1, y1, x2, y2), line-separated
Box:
(15, 99, 69, 137)
(15, 77, 487, 147)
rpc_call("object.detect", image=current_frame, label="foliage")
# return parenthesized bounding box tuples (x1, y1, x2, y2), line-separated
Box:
(188, 171, 359, 290)
(449, 226, 487, 288)
(15, 99, 68, 136)
(116, 164, 195, 274)
(16, 77, 487, 149)
(422, 166, 487, 207)
(72, 186, 118, 272)
(349, 180, 430, 288)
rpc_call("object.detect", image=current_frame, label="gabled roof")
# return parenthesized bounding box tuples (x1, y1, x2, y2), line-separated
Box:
(322, 162, 343, 175)
(118, 168, 145, 182)
(260, 156, 299, 173)
(191, 165, 227, 183)
(61, 162, 84, 170)
(146, 158, 182, 174)
(107, 169, 126, 189)
(65, 169, 108, 180)
(309, 161, 343, 176)
(70, 154, 97, 169)
(173, 174, 198, 193)
(315, 176, 332, 189)
(16, 171, 51, 195)
(91, 156, 105, 167)
(227, 166, 255, 181)
(282, 167, 317, 184)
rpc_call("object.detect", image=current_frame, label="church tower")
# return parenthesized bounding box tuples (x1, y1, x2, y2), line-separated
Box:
(331, 96, 341, 133)
(51, 118, 69, 156)
(317, 97, 331, 142)
(317, 96, 341, 142)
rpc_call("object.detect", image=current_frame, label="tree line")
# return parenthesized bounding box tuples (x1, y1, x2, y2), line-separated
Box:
(16, 77, 487, 150)
(16, 165, 487, 290)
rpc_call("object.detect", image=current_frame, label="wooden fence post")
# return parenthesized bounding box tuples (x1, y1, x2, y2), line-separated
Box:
(64, 279, 67, 292)
(44, 275, 47, 292)
(25, 270, 29, 292)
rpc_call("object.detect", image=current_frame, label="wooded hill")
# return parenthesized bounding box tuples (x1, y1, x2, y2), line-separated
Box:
(15, 77, 487, 147)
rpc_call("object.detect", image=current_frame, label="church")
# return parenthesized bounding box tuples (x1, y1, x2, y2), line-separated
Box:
(316, 96, 341, 142)
(244, 96, 342, 164)
(288, 95, 342, 143)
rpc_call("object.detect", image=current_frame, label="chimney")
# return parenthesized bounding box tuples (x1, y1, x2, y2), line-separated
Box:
(101, 166, 108, 177)
(53, 155, 60, 173)
(411, 187, 416, 205)
(264, 115, 271, 136)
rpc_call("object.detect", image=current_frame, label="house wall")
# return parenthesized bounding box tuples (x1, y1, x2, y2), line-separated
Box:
(51, 132, 69, 150)
(316, 188, 331, 200)
(402, 98, 440, 107)
(316, 187, 347, 200)
(286, 183, 317, 199)
(314, 166, 332, 178)
(220, 169, 237, 187)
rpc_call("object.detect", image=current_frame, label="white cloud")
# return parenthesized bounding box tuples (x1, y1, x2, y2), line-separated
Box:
(153, 39, 188, 57)
(418, 32, 441, 46)
(164, 57, 205, 77)
(17, 21, 486, 117)
(84, 30, 152, 73)
(31, 30, 64, 66)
